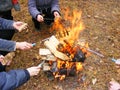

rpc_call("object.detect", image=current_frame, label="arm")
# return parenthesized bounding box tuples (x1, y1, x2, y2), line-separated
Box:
(0, 66, 40, 90)
(0, 17, 28, 32)
(51, 0, 60, 14)
(0, 39, 16, 52)
(0, 69, 30, 90)
(0, 39, 33, 52)
(28, 0, 42, 19)
(0, 18, 15, 30)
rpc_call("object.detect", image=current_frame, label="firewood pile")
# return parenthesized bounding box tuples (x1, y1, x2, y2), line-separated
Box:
(39, 35, 87, 80)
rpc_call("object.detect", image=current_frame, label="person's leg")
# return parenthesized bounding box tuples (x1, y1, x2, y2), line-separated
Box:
(0, 30, 15, 56)
(0, 10, 13, 20)
(0, 30, 15, 40)
(43, 8, 54, 25)
(0, 10, 15, 40)
(32, 18, 41, 30)
(0, 63, 6, 72)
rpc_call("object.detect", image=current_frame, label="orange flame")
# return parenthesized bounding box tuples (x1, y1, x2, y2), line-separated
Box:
(49, 8, 88, 80)
(51, 59, 83, 80)
(50, 8, 85, 45)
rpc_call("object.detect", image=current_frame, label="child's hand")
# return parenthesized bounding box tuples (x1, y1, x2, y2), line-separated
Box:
(16, 42, 33, 50)
(27, 66, 41, 76)
(13, 22, 28, 32)
(37, 15, 44, 22)
(109, 81, 120, 90)
(0, 55, 4, 62)
(54, 11, 60, 18)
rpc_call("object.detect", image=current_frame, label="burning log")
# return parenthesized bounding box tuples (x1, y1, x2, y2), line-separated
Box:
(39, 35, 86, 80)
(59, 65, 76, 76)
(58, 40, 86, 62)
(39, 48, 51, 55)
(44, 36, 70, 60)
(43, 63, 51, 71)
(43, 35, 86, 62)
(72, 46, 86, 62)
(51, 61, 58, 72)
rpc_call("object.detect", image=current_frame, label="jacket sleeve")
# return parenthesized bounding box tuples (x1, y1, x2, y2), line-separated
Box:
(0, 39, 16, 52)
(51, 0, 60, 13)
(28, 0, 41, 19)
(0, 69, 30, 90)
(0, 18, 15, 30)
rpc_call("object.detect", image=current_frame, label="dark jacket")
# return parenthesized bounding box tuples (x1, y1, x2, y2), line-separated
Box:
(28, 0, 60, 19)
(0, 69, 30, 90)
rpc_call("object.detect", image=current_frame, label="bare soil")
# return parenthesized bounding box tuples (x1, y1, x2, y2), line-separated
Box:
(7, 0, 120, 90)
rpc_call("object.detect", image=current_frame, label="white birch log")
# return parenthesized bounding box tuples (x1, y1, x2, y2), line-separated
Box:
(44, 37, 70, 61)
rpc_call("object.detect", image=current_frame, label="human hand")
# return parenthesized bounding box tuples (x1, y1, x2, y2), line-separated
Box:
(37, 15, 44, 22)
(109, 81, 120, 90)
(27, 66, 41, 76)
(54, 11, 60, 18)
(16, 42, 33, 50)
(0, 55, 4, 62)
(13, 22, 28, 32)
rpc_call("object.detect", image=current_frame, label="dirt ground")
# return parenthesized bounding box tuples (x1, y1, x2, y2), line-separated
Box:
(7, 0, 120, 90)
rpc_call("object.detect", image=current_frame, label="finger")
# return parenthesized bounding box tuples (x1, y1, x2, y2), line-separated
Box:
(26, 44, 33, 48)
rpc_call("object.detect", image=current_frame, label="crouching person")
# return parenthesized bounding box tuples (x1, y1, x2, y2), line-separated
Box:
(28, 0, 61, 31)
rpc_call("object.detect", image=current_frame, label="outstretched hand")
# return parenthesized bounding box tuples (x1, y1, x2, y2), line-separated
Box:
(109, 81, 120, 90)
(0, 55, 4, 62)
(13, 22, 28, 32)
(16, 42, 33, 50)
(37, 15, 44, 22)
(27, 66, 41, 76)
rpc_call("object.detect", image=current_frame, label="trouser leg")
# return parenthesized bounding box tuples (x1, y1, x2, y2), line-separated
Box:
(32, 18, 41, 30)
(0, 30, 15, 56)
(0, 10, 13, 20)
(0, 63, 6, 72)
